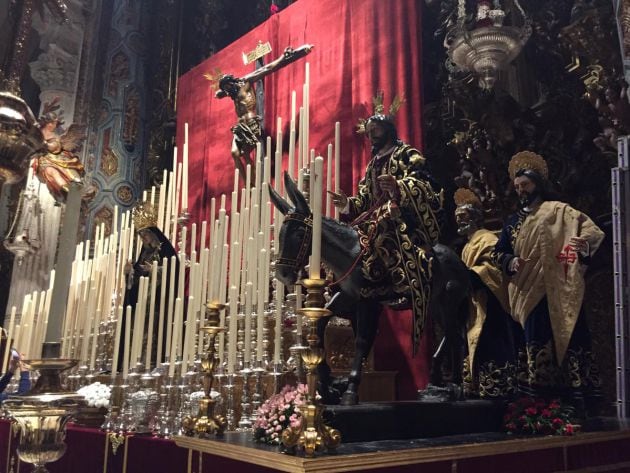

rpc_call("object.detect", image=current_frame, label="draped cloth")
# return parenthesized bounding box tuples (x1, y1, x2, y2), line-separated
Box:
(509, 201, 604, 365)
(461, 229, 509, 374)
(177, 0, 430, 395)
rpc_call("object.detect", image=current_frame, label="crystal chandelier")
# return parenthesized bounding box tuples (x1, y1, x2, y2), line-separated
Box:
(4, 175, 42, 264)
(447, 0, 532, 90)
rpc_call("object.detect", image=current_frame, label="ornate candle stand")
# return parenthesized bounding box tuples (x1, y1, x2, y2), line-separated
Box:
(223, 373, 237, 431)
(237, 362, 253, 431)
(285, 289, 307, 381)
(3, 358, 88, 473)
(182, 302, 227, 437)
(130, 373, 159, 435)
(251, 359, 267, 413)
(156, 375, 178, 438)
(281, 279, 341, 457)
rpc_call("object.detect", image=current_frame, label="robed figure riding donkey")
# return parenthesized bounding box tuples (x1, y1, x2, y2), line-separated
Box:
(270, 171, 471, 405)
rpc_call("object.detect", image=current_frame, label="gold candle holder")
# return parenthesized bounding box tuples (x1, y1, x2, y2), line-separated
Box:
(281, 278, 341, 457)
(182, 302, 227, 437)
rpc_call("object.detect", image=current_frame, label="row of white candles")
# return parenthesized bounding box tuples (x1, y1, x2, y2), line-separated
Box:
(0, 60, 341, 380)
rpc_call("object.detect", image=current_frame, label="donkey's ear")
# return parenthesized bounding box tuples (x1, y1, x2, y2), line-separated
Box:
(268, 182, 292, 215)
(284, 171, 310, 214)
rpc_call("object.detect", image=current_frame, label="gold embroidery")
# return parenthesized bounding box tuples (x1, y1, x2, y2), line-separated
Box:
(519, 341, 601, 391)
(108, 432, 125, 456)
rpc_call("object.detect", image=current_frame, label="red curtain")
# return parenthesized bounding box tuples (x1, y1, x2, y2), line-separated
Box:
(176, 0, 429, 397)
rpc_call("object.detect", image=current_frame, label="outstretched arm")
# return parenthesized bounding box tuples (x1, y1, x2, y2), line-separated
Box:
(241, 44, 314, 84)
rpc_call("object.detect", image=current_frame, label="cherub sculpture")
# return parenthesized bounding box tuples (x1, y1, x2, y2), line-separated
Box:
(31, 98, 92, 204)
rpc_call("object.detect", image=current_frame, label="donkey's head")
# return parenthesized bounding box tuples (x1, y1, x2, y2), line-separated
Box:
(268, 172, 313, 286)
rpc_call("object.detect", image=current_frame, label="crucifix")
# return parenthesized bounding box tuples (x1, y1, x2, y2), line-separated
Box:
(211, 43, 313, 183)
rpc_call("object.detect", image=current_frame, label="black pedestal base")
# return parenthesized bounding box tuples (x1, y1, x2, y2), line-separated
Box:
(322, 399, 505, 443)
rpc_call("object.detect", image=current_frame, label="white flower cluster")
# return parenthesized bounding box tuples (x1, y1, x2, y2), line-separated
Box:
(77, 382, 111, 408)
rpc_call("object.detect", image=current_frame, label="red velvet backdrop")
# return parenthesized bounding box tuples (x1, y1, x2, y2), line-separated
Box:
(176, 0, 430, 398)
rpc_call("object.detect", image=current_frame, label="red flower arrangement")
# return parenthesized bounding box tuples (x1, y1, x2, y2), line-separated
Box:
(503, 397, 580, 436)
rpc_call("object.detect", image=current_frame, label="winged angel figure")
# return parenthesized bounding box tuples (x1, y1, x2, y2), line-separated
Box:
(31, 98, 94, 204)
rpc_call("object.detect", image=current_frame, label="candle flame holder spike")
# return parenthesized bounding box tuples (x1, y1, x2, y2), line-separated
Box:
(281, 278, 340, 457)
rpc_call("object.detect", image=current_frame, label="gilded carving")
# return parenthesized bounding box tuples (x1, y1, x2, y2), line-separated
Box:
(116, 185, 133, 204)
(123, 86, 140, 151)
(100, 147, 118, 177)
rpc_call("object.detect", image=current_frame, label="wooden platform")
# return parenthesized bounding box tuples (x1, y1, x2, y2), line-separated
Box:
(174, 419, 630, 473)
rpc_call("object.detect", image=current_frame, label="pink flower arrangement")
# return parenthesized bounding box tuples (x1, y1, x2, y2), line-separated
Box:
(254, 383, 307, 445)
(503, 397, 580, 436)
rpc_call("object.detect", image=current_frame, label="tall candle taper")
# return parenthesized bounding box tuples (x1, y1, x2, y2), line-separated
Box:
(334, 122, 341, 220)
(273, 282, 284, 364)
(309, 157, 324, 279)
(2, 306, 16, 373)
(183, 123, 189, 210)
(244, 282, 253, 364)
(123, 305, 132, 380)
(111, 305, 123, 375)
(145, 262, 159, 371)
(45, 183, 82, 354)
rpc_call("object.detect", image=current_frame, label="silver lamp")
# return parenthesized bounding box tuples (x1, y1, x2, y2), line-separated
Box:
(447, 0, 531, 90)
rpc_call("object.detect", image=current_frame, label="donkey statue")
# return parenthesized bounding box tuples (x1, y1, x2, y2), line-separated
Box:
(270, 173, 471, 405)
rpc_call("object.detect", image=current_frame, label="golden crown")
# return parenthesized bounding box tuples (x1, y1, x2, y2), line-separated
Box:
(132, 201, 158, 231)
(356, 91, 405, 134)
(508, 151, 548, 181)
(454, 188, 482, 209)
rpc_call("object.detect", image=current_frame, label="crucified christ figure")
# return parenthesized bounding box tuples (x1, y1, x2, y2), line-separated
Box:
(215, 44, 313, 182)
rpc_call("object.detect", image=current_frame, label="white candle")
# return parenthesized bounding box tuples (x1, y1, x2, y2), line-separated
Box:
(158, 170, 167, 231)
(169, 298, 183, 377)
(2, 306, 16, 372)
(123, 305, 132, 380)
(157, 257, 168, 365)
(334, 122, 341, 220)
(298, 107, 304, 171)
(183, 123, 189, 210)
(145, 262, 158, 371)
(89, 309, 101, 371)
(111, 305, 123, 376)
(310, 157, 324, 279)
(182, 295, 195, 373)
(243, 282, 253, 364)
(326, 143, 333, 217)
(227, 285, 238, 374)
(166, 255, 177, 358)
(164, 171, 174, 240)
(288, 128, 296, 183)
(81, 287, 96, 364)
(274, 282, 284, 364)
(255, 144, 262, 192)
(192, 230, 199, 269)
(256, 249, 266, 362)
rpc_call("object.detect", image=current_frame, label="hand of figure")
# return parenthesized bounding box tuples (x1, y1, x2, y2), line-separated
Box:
(509, 257, 528, 273)
(139, 262, 152, 273)
(327, 190, 348, 209)
(124, 261, 133, 275)
(569, 236, 589, 255)
(377, 175, 399, 197)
